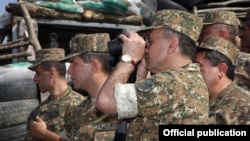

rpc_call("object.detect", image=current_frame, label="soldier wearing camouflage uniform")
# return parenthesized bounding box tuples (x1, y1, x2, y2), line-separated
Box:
(236, 10, 250, 91)
(27, 33, 117, 141)
(96, 9, 210, 140)
(239, 9, 250, 53)
(24, 48, 85, 141)
(63, 33, 117, 141)
(195, 37, 250, 124)
(198, 11, 239, 46)
(199, 10, 250, 91)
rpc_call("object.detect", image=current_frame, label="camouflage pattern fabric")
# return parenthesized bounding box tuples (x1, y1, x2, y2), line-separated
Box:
(94, 131, 116, 141)
(203, 10, 238, 27)
(197, 37, 250, 91)
(60, 33, 110, 61)
(143, 9, 203, 42)
(209, 83, 250, 124)
(233, 10, 250, 91)
(28, 48, 65, 70)
(66, 97, 118, 141)
(23, 87, 85, 141)
(234, 52, 250, 91)
(198, 37, 240, 65)
(35, 1, 84, 13)
(126, 63, 209, 140)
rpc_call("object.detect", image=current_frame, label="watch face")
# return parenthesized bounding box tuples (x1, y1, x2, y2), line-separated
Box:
(122, 54, 132, 62)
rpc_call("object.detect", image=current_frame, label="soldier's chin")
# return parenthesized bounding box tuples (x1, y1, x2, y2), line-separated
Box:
(40, 89, 47, 93)
(73, 84, 80, 90)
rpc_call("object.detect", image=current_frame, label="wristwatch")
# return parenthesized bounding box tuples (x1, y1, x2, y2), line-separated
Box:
(120, 54, 136, 67)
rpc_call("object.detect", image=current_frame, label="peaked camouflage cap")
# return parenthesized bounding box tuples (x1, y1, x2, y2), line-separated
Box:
(198, 37, 239, 64)
(141, 9, 203, 42)
(60, 33, 110, 61)
(28, 48, 65, 70)
(203, 11, 238, 27)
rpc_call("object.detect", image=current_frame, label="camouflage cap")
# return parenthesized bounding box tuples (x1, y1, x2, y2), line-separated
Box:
(140, 9, 203, 42)
(198, 37, 239, 64)
(203, 11, 238, 27)
(60, 33, 110, 61)
(28, 48, 65, 70)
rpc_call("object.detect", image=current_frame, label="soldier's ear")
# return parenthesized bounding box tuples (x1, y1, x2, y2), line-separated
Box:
(91, 59, 100, 73)
(50, 67, 57, 78)
(217, 62, 228, 78)
(218, 30, 228, 39)
(167, 36, 179, 54)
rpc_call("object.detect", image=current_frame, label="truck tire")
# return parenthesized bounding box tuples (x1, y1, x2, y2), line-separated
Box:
(0, 79, 39, 102)
(0, 124, 26, 141)
(0, 99, 39, 129)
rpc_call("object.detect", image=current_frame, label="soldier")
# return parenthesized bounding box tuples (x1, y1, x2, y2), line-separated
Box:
(198, 10, 250, 91)
(26, 33, 117, 141)
(96, 9, 210, 140)
(195, 37, 250, 124)
(239, 9, 250, 53)
(198, 10, 239, 46)
(24, 48, 85, 141)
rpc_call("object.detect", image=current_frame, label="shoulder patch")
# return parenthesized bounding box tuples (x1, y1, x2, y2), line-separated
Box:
(135, 79, 155, 92)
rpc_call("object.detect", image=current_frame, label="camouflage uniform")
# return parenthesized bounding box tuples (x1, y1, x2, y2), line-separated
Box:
(234, 52, 250, 91)
(198, 37, 239, 64)
(24, 87, 85, 141)
(234, 11, 250, 91)
(60, 33, 111, 61)
(24, 48, 85, 141)
(203, 11, 238, 27)
(66, 97, 117, 141)
(126, 64, 209, 140)
(209, 83, 250, 124)
(60, 33, 118, 141)
(202, 11, 250, 91)
(28, 48, 65, 70)
(115, 10, 210, 140)
(198, 37, 250, 124)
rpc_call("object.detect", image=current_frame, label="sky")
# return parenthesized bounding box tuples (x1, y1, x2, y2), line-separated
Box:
(1, 0, 17, 15)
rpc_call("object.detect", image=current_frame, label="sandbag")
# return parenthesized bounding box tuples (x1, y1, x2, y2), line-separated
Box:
(35, 1, 83, 13)
(102, 0, 156, 26)
(77, 0, 116, 14)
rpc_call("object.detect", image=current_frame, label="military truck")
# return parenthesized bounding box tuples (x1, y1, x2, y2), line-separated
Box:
(0, 0, 249, 140)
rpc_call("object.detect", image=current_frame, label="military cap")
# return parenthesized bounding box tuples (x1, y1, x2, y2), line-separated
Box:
(198, 37, 239, 64)
(203, 11, 238, 27)
(60, 33, 110, 61)
(140, 9, 203, 42)
(28, 48, 65, 70)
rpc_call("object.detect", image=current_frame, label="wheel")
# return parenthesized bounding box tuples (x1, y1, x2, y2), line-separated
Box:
(0, 79, 39, 102)
(0, 124, 27, 141)
(0, 99, 39, 129)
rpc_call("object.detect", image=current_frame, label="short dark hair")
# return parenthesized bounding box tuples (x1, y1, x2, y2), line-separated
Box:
(202, 49, 235, 81)
(163, 27, 196, 60)
(78, 52, 112, 75)
(41, 61, 66, 78)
